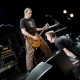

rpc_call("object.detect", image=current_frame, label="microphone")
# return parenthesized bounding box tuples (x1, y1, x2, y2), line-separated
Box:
(45, 15, 58, 23)
(45, 15, 61, 25)
(45, 15, 52, 18)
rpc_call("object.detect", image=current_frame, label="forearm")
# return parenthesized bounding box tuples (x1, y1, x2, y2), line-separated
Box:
(21, 29, 33, 38)
(36, 28, 43, 31)
(63, 48, 76, 58)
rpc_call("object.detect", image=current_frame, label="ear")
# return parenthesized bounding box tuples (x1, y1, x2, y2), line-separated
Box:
(45, 32, 47, 37)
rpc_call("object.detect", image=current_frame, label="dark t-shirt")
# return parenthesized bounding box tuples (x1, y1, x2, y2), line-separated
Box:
(54, 35, 80, 57)
(20, 18, 37, 36)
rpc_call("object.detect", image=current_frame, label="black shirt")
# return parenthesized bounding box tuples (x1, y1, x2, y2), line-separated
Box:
(54, 35, 80, 58)
(20, 18, 37, 36)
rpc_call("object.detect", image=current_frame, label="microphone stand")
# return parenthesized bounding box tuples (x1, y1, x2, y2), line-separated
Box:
(48, 15, 58, 24)
(48, 15, 61, 35)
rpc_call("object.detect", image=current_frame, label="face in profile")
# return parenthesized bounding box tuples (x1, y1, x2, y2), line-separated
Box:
(46, 35, 55, 43)
(46, 35, 52, 43)
(25, 9, 32, 19)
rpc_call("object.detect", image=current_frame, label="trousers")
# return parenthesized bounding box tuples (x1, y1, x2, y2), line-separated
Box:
(25, 37, 52, 70)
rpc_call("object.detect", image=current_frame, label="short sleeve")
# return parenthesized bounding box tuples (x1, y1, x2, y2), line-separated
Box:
(20, 19, 26, 29)
(55, 40, 65, 50)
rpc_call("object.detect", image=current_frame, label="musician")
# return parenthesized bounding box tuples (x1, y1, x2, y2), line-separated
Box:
(20, 7, 52, 75)
(45, 30, 80, 64)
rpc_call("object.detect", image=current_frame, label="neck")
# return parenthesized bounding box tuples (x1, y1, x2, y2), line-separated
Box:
(24, 17, 28, 19)
(24, 16, 29, 19)
(52, 37, 57, 43)
(54, 37, 57, 42)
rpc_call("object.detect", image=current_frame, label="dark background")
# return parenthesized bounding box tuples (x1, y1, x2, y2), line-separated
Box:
(0, 1, 80, 79)
(0, 0, 80, 37)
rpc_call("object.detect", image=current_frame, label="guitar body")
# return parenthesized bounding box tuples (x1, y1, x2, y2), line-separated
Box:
(28, 33, 42, 48)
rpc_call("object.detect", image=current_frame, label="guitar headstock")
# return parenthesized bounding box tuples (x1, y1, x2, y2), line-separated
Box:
(56, 22, 60, 26)
(44, 23, 49, 30)
(45, 23, 49, 27)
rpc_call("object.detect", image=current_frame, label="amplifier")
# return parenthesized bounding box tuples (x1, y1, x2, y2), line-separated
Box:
(0, 61, 17, 73)
(0, 44, 11, 53)
(0, 49, 18, 74)
(0, 59, 3, 68)
(0, 51, 17, 66)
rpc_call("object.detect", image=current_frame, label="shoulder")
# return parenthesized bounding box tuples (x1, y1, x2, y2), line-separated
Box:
(55, 36, 64, 44)
(57, 36, 67, 40)
(31, 18, 35, 22)
(20, 18, 25, 22)
(56, 36, 64, 41)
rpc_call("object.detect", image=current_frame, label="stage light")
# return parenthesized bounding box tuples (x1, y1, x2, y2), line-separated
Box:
(63, 10, 67, 14)
(70, 13, 74, 18)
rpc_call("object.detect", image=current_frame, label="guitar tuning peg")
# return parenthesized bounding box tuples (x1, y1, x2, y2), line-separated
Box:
(45, 23, 49, 27)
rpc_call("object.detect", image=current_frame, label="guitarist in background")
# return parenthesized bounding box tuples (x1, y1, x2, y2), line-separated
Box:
(20, 7, 52, 75)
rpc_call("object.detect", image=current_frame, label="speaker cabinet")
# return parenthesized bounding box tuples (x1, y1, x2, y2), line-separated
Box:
(45, 51, 77, 80)
(46, 51, 74, 76)
(25, 51, 77, 80)
(26, 62, 52, 80)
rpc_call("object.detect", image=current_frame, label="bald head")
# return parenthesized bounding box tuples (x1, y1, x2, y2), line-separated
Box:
(24, 7, 32, 14)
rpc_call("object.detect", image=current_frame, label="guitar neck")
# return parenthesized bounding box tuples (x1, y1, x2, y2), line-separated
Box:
(38, 29, 45, 37)
(37, 23, 60, 37)
(49, 23, 59, 28)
